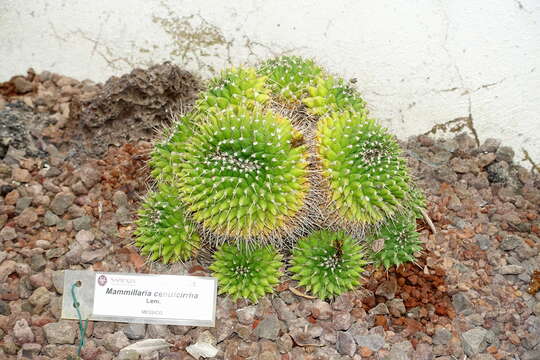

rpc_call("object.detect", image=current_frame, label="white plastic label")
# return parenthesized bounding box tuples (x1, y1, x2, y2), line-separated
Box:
(61, 270, 217, 327)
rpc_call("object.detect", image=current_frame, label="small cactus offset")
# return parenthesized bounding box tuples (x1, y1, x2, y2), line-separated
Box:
(135, 185, 200, 263)
(209, 243, 283, 302)
(135, 55, 427, 302)
(289, 230, 367, 299)
(366, 214, 423, 269)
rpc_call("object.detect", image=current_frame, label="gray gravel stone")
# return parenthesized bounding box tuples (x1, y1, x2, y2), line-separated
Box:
(475, 234, 491, 250)
(71, 181, 88, 195)
(13, 77, 33, 93)
(478, 153, 497, 168)
(496, 146, 515, 162)
(375, 278, 397, 300)
(0, 299, 10, 315)
(78, 165, 102, 189)
(15, 197, 32, 213)
(73, 215, 92, 231)
(116, 207, 131, 225)
(80, 248, 109, 263)
(499, 264, 525, 275)
(147, 324, 170, 339)
(50, 192, 75, 215)
(387, 298, 406, 316)
(64, 244, 83, 265)
(499, 235, 523, 251)
(254, 314, 281, 340)
(332, 311, 352, 331)
(368, 303, 389, 315)
(0, 226, 17, 241)
(43, 321, 77, 344)
(277, 334, 293, 353)
(475, 355, 496, 360)
(117, 349, 140, 360)
(452, 292, 474, 316)
(311, 300, 332, 320)
(533, 302, 540, 317)
(43, 211, 60, 226)
(386, 341, 414, 360)
(236, 306, 256, 325)
(30, 254, 47, 272)
(414, 342, 433, 360)
(332, 293, 354, 312)
(19, 343, 42, 359)
(336, 331, 356, 356)
(461, 327, 488, 356)
(46, 247, 67, 260)
(113, 190, 129, 208)
(272, 298, 296, 325)
(0, 260, 16, 282)
(45, 166, 62, 177)
(122, 323, 146, 340)
(52, 271, 64, 294)
(522, 350, 540, 360)
(13, 319, 34, 344)
(104, 331, 131, 353)
(353, 334, 385, 351)
(433, 327, 452, 345)
(28, 286, 51, 311)
(479, 138, 501, 153)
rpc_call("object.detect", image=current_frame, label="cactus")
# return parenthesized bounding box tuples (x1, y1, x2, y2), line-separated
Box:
(366, 215, 422, 269)
(134, 185, 200, 263)
(303, 77, 365, 116)
(289, 230, 367, 299)
(317, 111, 411, 225)
(198, 67, 271, 112)
(258, 55, 324, 102)
(177, 107, 309, 240)
(135, 55, 426, 302)
(209, 243, 283, 302)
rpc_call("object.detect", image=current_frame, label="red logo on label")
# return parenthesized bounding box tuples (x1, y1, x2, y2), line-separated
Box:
(98, 275, 107, 286)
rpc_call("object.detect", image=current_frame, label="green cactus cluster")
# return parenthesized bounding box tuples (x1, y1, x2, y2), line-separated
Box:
(135, 55, 427, 302)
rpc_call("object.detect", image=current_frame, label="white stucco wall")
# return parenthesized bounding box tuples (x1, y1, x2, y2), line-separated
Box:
(1, 0, 539, 167)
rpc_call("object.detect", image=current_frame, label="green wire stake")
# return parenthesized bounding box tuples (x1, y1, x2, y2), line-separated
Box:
(71, 281, 88, 358)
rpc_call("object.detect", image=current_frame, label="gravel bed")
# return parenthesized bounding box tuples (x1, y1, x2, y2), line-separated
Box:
(0, 66, 539, 360)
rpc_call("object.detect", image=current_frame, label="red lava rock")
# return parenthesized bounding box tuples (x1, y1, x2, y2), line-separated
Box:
(358, 346, 373, 357)
(276, 281, 289, 292)
(359, 257, 453, 338)
(374, 315, 387, 328)
(362, 295, 376, 309)
(528, 270, 540, 295)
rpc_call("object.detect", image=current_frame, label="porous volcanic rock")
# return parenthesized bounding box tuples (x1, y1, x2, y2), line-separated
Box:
(69, 62, 201, 156)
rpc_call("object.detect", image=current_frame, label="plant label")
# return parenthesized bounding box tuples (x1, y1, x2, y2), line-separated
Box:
(61, 270, 217, 326)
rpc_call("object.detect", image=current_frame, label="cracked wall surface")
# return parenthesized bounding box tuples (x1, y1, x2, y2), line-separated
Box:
(1, 0, 539, 167)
